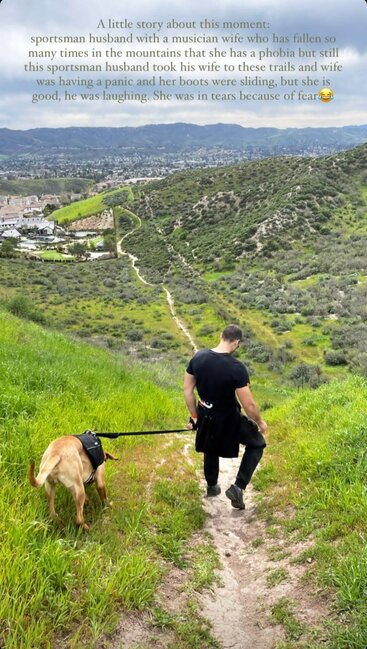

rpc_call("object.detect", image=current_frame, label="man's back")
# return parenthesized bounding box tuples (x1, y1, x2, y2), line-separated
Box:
(186, 349, 249, 409)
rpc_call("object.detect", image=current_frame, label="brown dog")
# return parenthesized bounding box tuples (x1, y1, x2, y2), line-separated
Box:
(29, 435, 118, 530)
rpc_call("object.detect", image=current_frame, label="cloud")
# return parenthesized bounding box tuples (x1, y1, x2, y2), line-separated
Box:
(0, 0, 366, 129)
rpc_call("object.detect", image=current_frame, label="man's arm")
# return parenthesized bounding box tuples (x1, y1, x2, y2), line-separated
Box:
(235, 385, 267, 434)
(184, 371, 198, 420)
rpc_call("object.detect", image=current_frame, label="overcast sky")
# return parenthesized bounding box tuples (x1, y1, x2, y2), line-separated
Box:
(0, 0, 366, 130)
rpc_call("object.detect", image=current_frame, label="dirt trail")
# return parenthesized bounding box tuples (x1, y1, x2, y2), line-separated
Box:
(198, 455, 326, 649)
(116, 209, 197, 351)
(115, 204, 326, 648)
(201, 457, 283, 648)
(164, 288, 198, 353)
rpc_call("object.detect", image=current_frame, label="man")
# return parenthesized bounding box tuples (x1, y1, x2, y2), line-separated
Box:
(184, 324, 267, 510)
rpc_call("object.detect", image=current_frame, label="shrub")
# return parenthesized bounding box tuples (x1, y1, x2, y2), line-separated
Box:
(7, 295, 46, 325)
(324, 350, 348, 366)
(126, 330, 143, 341)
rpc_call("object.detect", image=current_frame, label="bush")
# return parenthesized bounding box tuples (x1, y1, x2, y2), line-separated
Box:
(125, 330, 143, 341)
(289, 363, 325, 389)
(324, 350, 348, 366)
(104, 278, 116, 288)
(7, 295, 46, 325)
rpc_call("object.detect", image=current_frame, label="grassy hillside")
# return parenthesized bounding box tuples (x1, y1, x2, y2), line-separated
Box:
(0, 257, 191, 358)
(0, 310, 215, 649)
(51, 186, 132, 224)
(0, 177, 92, 196)
(122, 144, 367, 379)
(254, 376, 367, 648)
(2, 307, 367, 647)
(3, 145, 366, 386)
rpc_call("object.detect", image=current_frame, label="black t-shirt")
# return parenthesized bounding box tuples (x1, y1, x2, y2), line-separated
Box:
(186, 349, 249, 410)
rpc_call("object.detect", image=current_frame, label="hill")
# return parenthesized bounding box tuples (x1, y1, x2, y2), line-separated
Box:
(122, 143, 367, 379)
(1, 143, 366, 384)
(0, 309, 211, 649)
(256, 375, 367, 647)
(2, 309, 367, 647)
(0, 177, 93, 196)
(1, 123, 367, 157)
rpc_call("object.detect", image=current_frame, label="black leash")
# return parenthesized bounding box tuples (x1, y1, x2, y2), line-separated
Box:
(94, 429, 190, 439)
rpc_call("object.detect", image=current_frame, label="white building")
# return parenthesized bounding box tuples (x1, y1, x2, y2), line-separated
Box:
(2, 228, 21, 239)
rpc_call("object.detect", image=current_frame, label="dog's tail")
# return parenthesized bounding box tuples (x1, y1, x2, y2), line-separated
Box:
(29, 456, 60, 488)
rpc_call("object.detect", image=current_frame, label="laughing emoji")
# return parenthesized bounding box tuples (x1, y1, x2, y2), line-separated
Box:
(319, 87, 334, 102)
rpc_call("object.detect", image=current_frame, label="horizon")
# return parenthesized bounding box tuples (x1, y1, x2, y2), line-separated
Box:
(1, 120, 367, 133)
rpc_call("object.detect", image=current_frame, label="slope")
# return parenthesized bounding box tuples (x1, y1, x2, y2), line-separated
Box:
(0, 310, 210, 649)
(123, 143, 367, 379)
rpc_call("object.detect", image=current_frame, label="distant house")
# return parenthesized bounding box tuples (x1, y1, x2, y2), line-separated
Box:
(23, 207, 43, 217)
(0, 217, 18, 230)
(2, 228, 21, 239)
(37, 224, 54, 236)
(41, 194, 60, 205)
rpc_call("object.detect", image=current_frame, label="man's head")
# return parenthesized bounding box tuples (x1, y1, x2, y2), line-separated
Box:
(221, 324, 243, 353)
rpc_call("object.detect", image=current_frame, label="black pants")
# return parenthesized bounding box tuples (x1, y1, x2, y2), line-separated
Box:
(204, 416, 266, 489)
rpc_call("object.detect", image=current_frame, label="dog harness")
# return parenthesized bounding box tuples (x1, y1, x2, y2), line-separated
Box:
(74, 430, 105, 484)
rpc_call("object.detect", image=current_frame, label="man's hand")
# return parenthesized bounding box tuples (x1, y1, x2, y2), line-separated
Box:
(236, 385, 267, 435)
(258, 420, 267, 435)
(187, 417, 198, 430)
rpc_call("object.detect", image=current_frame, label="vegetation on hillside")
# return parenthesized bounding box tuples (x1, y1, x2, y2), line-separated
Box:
(0, 310, 218, 649)
(254, 376, 367, 648)
(2, 142, 367, 647)
(51, 186, 132, 224)
(0, 177, 92, 196)
(0, 257, 190, 357)
(123, 144, 367, 377)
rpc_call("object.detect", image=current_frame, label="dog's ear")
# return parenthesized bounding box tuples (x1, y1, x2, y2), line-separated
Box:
(104, 452, 119, 461)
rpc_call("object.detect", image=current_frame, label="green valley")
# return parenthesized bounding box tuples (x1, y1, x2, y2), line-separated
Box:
(1, 141, 367, 648)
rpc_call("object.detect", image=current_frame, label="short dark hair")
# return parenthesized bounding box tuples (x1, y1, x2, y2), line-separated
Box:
(221, 324, 243, 342)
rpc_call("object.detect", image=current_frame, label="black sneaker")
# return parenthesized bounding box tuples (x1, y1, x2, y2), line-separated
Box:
(206, 484, 221, 497)
(225, 484, 245, 510)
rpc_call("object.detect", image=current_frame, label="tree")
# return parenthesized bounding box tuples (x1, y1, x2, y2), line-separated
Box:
(69, 242, 87, 258)
(0, 238, 17, 256)
(289, 363, 314, 389)
(103, 234, 116, 253)
(289, 363, 326, 389)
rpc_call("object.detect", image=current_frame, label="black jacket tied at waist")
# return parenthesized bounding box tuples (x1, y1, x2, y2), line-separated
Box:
(195, 401, 242, 458)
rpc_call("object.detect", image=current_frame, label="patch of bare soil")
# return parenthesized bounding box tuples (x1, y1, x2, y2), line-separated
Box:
(95, 610, 175, 649)
(68, 210, 114, 231)
(200, 456, 328, 649)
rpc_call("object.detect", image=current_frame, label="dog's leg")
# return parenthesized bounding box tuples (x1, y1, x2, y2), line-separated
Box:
(45, 479, 57, 519)
(69, 480, 89, 531)
(95, 465, 109, 506)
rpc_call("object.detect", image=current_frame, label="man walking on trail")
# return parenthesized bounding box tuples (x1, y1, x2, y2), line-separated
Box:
(184, 324, 267, 510)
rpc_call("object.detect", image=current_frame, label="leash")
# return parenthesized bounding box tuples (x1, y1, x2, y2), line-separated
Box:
(92, 428, 190, 439)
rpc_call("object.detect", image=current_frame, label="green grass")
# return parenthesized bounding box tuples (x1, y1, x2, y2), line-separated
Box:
(0, 310, 209, 648)
(0, 257, 190, 357)
(151, 600, 221, 649)
(189, 537, 221, 591)
(51, 186, 132, 224)
(36, 250, 73, 261)
(266, 567, 289, 587)
(254, 375, 367, 647)
(271, 598, 305, 641)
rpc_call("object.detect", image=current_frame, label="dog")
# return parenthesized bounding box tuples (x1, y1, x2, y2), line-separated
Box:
(29, 433, 118, 531)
